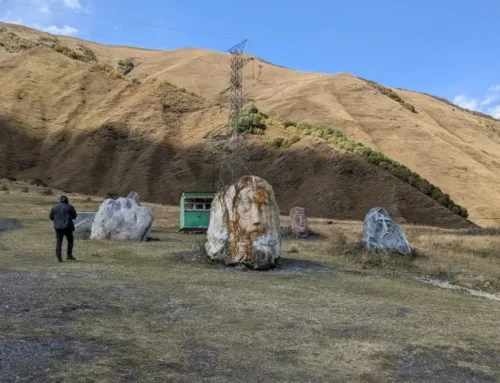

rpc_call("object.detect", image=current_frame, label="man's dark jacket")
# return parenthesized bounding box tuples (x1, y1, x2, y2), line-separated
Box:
(49, 202, 77, 231)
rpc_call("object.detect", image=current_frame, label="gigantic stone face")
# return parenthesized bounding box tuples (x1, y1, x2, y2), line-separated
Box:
(363, 207, 411, 255)
(205, 176, 281, 269)
(290, 207, 308, 238)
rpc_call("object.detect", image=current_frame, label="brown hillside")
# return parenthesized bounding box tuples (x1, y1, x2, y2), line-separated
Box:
(33, 24, 500, 226)
(0, 22, 482, 228)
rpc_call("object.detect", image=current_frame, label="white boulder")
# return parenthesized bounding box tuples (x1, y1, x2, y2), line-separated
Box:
(90, 197, 153, 241)
(205, 175, 281, 270)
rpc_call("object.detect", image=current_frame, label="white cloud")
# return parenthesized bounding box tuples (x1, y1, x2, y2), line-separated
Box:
(0, 0, 84, 36)
(487, 105, 500, 119)
(0, 17, 24, 25)
(453, 85, 500, 119)
(63, 0, 82, 10)
(42, 24, 79, 35)
(480, 85, 500, 106)
(453, 95, 479, 111)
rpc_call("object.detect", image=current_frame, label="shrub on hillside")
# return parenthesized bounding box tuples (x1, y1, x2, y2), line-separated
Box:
(51, 43, 85, 61)
(287, 120, 468, 218)
(118, 58, 135, 75)
(361, 78, 417, 113)
(51, 43, 98, 63)
(268, 135, 301, 149)
(31, 178, 47, 187)
(76, 44, 97, 62)
(237, 105, 267, 134)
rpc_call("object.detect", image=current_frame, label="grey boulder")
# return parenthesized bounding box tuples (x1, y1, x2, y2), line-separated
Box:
(126, 191, 141, 205)
(363, 207, 412, 255)
(90, 197, 153, 241)
(73, 212, 96, 239)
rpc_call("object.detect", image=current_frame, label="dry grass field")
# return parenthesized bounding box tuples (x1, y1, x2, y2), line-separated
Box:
(1, 179, 500, 382)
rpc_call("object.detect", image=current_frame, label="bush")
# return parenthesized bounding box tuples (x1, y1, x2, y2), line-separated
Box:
(91, 63, 125, 80)
(31, 178, 47, 187)
(76, 44, 97, 62)
(7, 176, 17, 181)
(236, 105, 267, 134)
(361, 78, 417, 113)
(268, 135, 301, 149)
(51, 43, 87, 62)
(268, 137, 285, 149)
(41, 188, 53, 196)
(118, 58, 134, 75)
(0, 185, 8, 191)
(21, 187, 29, 193)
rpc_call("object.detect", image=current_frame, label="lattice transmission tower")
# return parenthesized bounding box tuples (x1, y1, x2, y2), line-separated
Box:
(216, 39, 255, 189)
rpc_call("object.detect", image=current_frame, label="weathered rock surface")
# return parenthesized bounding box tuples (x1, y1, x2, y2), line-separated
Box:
(205, 175, 281, 270)
(74, 212, 96, 239)
(90, 197, 153, 241)
(363, 207, 411, 255)
(290, 207, 308, 238)
(126, 191, 141, 205)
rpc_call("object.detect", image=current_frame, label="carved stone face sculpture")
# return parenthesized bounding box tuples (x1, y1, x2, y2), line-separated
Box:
(235, 186, 271, 237)
(290, 207, 308, 238)
(363, 207, 411, 255)
(205, 176, 281, 269)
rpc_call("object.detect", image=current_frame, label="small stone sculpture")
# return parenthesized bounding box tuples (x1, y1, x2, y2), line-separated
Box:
(290, 207, 308, 238)
(363, 207, 411, 255)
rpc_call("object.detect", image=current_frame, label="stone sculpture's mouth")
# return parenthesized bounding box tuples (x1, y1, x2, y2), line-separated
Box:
(249, 230, 265, 240)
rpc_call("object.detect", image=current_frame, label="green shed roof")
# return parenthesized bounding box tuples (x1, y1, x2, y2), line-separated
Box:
(180, 191, 215, 197)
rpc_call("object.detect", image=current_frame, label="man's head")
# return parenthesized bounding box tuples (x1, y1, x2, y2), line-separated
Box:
(60, 195, 69, 204)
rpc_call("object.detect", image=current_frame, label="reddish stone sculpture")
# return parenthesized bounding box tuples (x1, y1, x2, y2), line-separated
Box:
(290, 207, 308, 238)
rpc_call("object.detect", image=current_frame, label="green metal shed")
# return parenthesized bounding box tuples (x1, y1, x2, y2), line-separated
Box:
(179, 191, 215, 233)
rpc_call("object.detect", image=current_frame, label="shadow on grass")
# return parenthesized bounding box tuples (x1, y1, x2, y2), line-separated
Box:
(0, 217, 22, 233)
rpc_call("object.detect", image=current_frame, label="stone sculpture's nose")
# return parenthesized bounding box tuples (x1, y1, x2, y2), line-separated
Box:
(251, 205, 261, 226)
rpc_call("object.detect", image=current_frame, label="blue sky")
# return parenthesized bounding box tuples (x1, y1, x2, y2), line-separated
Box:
(1, 0, 500, 117)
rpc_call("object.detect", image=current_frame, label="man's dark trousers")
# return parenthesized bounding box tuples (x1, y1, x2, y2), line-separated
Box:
(56, 229, 74, 261)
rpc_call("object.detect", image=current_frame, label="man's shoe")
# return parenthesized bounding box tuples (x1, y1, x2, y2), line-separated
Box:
(67, 256, 76, 261)
(57, 258, 63, 262)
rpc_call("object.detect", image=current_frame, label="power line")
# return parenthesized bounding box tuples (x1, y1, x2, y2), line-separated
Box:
(3, 0, 241, 41)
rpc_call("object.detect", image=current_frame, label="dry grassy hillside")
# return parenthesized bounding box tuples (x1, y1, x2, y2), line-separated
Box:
(12, 23, 496, 226)
(0, 22, 485, 228)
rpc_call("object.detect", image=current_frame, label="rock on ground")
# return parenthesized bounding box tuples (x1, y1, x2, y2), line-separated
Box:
(205, 175, 281, 270)
(290, 207, 308, 238)
(126, 191, 141, 205)
(363, 207, 412, 255)
(90, 197, 153, 241)
(74, 212, 96, 239)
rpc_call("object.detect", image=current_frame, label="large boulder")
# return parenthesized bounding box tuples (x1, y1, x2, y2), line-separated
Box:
(290, 207, 308, 238)
(90, 197, 153, 241)
(205, 175, 281, 270)
(74, 212, 96, 239)
(126, 191, 141, 205)
(363, 207, 411, 255)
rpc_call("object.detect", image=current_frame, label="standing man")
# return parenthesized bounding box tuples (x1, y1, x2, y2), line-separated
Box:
(49, 195, 77, 262)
